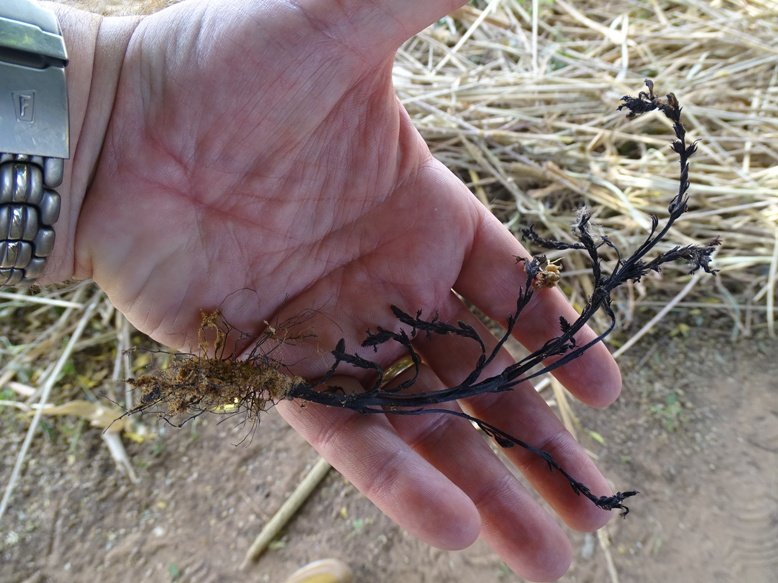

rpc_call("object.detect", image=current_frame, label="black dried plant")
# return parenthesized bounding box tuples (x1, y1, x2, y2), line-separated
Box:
(131, 81, 720, 517)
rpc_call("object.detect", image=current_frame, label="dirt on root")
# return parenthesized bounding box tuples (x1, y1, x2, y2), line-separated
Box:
(1, 325, 776, 583)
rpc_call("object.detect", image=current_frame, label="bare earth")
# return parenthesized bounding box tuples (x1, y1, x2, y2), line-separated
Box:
(2, 326, 776, 583)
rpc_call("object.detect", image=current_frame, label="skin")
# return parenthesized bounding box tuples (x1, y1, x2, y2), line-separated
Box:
(43, 1, 622, 580)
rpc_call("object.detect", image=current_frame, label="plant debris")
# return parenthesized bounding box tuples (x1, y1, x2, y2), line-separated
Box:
(128, 311, 305, 425)
(127, 81, 720, 516)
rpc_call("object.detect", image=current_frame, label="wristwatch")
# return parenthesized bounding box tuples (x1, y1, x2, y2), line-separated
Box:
(0, 0, 68, 285)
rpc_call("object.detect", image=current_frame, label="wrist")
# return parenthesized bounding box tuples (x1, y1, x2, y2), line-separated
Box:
(36, 3, 140, 284)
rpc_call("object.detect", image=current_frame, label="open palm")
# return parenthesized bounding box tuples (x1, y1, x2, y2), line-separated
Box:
(72, 1, 622, 579)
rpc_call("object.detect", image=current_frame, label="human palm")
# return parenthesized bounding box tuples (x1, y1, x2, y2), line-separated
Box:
(78, 0, 461, 347)
(72, 1, 621, 580)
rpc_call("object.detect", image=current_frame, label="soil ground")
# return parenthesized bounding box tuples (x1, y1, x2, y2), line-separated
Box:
(2, 322, 776, 583)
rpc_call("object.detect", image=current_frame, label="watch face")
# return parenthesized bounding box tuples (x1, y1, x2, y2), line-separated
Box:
(0, 1, 63, 38)
(0, 2, 69, 160)
(1, 62, 69, 158)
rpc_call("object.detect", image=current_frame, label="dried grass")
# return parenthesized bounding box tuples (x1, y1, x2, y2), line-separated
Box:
(400, 0, 777, 334)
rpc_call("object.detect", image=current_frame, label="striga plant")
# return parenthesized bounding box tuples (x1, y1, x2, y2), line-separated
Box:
(128, 81, 720, 516)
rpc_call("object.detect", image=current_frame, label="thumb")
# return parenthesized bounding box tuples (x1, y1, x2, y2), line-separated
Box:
(305, 0, 467, 60)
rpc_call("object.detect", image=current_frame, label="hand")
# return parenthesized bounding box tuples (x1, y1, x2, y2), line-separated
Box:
(56, 1, 621, 579)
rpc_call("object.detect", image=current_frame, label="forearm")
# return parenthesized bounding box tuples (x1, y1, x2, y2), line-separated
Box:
(37, 3, 140, 284)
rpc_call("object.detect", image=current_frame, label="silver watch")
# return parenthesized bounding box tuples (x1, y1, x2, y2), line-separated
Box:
(0, 0, 68, 285)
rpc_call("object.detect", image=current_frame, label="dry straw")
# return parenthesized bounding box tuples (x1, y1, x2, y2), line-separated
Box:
(399, 0, 777, 334)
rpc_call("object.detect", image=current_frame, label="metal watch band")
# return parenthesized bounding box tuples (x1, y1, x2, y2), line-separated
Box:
(0, 0, 69, 286)
(0, 154, 62, 285)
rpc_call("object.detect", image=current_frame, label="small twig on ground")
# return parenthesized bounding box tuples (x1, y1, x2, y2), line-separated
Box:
(241, 457, 332, 569)
(0, 291, 101, 524)
(599, 528, 620, 583)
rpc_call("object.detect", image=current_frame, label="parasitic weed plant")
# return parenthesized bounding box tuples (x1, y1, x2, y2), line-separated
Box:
(128, 81, 720, 516)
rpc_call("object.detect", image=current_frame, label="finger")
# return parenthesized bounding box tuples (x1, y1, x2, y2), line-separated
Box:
(384, 364, 573, 581)
(415, 295, 616, 532)
(275, 391, 480, 550)
(455, 208, 621, 408)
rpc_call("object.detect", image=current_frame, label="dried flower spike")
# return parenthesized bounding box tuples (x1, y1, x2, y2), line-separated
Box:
(129, 81, 720, 517)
